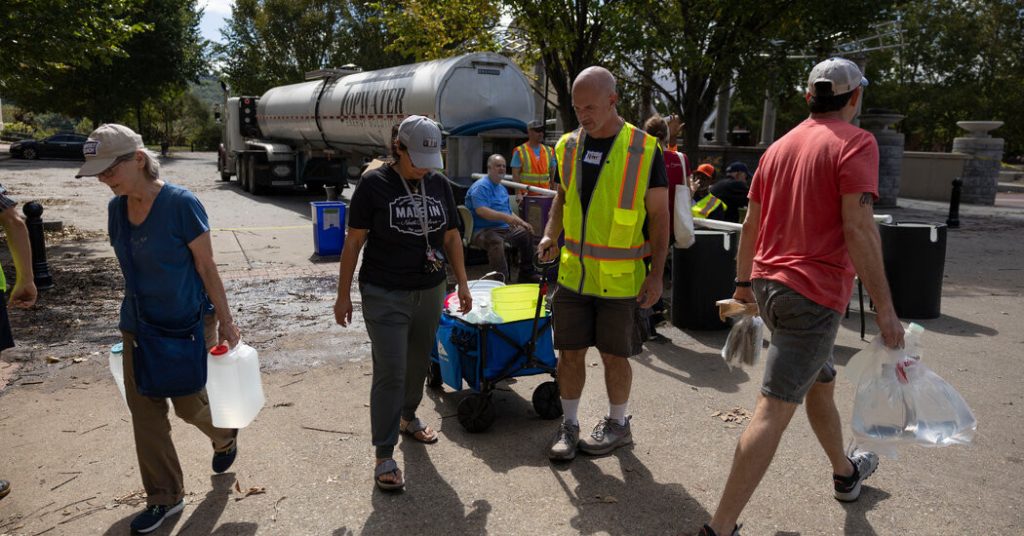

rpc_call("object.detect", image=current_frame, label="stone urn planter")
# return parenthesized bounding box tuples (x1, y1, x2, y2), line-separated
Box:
(861, 111, 905, 207)
(953, 121, 1004, 205)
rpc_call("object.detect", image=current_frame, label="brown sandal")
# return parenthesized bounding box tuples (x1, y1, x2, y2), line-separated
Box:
(400, 417, 439, 444)
(374, 459, 404, 491)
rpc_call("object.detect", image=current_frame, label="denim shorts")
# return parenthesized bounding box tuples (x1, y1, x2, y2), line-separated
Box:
(552, 285, 644, 357)
(753, 279, 841, 404)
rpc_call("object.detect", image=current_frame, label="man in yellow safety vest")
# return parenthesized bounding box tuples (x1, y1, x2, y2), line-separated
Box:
(690, 163, 727, 220)
(537, 66, 669, 461)
(510, 120, 556, 195)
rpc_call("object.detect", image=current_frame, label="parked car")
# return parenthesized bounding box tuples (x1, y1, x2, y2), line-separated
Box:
(9, 132, 88, 160)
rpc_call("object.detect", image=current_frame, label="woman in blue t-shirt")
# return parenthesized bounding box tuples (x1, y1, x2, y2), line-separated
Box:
(77, 124, 241, 534)
(335, 116, 472, 491)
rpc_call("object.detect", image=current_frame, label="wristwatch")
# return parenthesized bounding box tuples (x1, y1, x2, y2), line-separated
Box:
(734, 279, 751, 288)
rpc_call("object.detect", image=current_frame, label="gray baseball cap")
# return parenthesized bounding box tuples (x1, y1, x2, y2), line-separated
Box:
(397, 115, 444, 170)
(807, 57, 868, 97)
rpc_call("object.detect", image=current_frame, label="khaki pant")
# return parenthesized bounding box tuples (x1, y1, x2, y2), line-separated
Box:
(122, 315, 235, 506)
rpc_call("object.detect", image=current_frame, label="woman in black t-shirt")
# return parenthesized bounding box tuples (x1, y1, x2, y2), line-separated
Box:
(334, 116, 471, 491)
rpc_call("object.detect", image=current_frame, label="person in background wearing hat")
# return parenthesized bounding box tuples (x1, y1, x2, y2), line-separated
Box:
(511, 119, 556, 195)
(465, 154, 538, 283)
(697, 58, 903, 536)
(0, 182, 39, 504)
(690, 163, 727, 220)
(335, 115, 472, 491)
(78, 123, 241, 534)
(709, 162, 751, 223)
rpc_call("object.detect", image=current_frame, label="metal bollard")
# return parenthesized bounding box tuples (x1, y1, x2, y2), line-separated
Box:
(22, 201, 54, 290)
(946, 177, 962, 229)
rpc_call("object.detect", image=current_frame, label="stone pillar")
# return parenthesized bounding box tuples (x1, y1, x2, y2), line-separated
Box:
(952, 121, 1004, 206)
(710, 84, 730, 146)
(758, 90, 777, 147)
(860, 112, 905, 207)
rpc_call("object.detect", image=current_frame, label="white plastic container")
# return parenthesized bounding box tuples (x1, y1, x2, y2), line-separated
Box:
(108, 342, 128, 406)
(206, 342, 265, 429)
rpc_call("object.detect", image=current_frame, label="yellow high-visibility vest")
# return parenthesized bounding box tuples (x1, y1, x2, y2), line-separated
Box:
(0, 261, 5, 292)
(555, 123, 657, 298)
(514, 142, 555, 192)
(691, 193, 726, 219)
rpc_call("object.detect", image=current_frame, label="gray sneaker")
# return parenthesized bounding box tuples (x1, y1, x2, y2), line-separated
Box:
(833, 448, 879, 502)
(579, 416, 633, 455)
(547, 421, 580, 460)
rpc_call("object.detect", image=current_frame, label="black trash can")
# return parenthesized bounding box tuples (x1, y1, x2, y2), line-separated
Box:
(671, 230, 737, 330)
(879, 222, 947, 319)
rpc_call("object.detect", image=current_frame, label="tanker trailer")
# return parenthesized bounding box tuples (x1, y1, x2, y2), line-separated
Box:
(218, 52, 536, 196)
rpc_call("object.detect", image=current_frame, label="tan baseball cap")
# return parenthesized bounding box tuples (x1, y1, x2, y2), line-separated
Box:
(75, 124, 145, 178)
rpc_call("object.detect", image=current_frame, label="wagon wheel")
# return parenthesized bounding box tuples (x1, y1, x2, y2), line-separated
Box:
(457, 393, 495, 433)
(532, 381, 563, 420)
(426, 361, 443, 390)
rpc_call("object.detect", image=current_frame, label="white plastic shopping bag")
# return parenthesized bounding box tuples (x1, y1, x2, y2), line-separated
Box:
(847, 324, 976, 458)
(674, 185, 695, 248)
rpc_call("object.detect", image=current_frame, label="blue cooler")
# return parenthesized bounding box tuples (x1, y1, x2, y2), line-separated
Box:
(310, 201, 346, 256)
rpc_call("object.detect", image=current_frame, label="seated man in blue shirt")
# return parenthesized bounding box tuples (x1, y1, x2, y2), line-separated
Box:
(465, 154, 537, 282)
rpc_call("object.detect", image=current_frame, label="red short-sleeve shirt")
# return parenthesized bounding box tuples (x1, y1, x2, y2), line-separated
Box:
(749, 118, 879, 312)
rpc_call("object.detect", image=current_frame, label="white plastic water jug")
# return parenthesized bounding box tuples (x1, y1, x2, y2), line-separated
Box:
(206, 342, 265, 429)
(108, 342, 128, 406)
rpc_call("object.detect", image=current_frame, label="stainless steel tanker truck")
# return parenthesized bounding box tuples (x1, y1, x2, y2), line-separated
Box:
(218, 52, 536, 195)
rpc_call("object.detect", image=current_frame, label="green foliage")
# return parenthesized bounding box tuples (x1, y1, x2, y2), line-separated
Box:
(505, 0, 621, 131)
(867, 0, 1024, 156)
(216, 0, 411, 96)
(611, 0, 894, 157)
(373, 0, 501, 61)
(7, 0, 207, 129)
(0, 0, 145, 95)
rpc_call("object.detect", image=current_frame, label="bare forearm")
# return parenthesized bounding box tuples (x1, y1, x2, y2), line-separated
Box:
(736, 220, 758, 281)
(198, 268, 233, 324)
(648, 209, 669, 278)
(476, 206, 517, 224)
(543, 189, 565, 240)
(844, 222, 895, 313)
(443, 231, 469, 286)
(337, 233, 364, 295)
(3, 219, 34, 285)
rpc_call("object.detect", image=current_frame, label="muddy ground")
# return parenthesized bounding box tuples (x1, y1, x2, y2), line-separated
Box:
(0, 151, 1021, 535)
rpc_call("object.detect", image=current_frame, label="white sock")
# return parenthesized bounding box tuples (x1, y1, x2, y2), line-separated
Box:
(561, 398, 580, 425)
(610, 402, 628, 425)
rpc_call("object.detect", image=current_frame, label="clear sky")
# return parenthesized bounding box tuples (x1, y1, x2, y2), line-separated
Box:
(199, 0, 233, 44)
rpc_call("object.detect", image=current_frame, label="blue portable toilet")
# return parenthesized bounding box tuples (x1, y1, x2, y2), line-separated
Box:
(310, 201, 346, 256)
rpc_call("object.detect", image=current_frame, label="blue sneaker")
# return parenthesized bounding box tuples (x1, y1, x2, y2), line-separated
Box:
(130, 499, 184, 534)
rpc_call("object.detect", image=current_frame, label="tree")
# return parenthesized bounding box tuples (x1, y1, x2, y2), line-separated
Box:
(7, 0, 206, 129)
(505, 0, 620, 131)
(216, 0, 411, 96)
(373, 0, 501, 61)
(0, 0, 144, 97)
(611, 0, 894, 157)
(867, 0, 1024, 156)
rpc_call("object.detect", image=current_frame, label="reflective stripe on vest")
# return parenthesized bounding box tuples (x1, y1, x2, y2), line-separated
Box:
(564, 239, 651, 260)
(0, 261, 5, 292)
(555, 123, 658, 298)
(692, 193, 726, 218)
(516, 143, 553, 187)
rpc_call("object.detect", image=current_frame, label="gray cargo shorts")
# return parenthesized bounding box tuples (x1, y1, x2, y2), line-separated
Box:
(753, 279, 841, 404)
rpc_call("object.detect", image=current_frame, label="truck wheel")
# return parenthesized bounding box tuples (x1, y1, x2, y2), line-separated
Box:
(249, 163, 266, 196)
(236, 158, 248, 191)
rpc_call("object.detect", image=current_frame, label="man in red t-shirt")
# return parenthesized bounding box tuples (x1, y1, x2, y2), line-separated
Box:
(699, 58, 905, 536)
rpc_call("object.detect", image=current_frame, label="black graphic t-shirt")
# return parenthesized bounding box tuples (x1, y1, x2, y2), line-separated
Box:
(349, 165, 459, 290)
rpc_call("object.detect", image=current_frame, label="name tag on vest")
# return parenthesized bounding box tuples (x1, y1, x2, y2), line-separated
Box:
(583, 150, 603, 165)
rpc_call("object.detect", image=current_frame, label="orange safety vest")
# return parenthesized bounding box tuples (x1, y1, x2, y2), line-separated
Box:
(514, 142, 555, 194)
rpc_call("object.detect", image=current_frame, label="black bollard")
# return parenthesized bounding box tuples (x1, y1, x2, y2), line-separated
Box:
(946, 177, 962, 229)
(22, 202, 54, 290)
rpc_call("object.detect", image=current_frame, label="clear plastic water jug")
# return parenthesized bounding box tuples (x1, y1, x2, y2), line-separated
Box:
(206, 343, 265, 428)
(108, 342, 128, 406)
